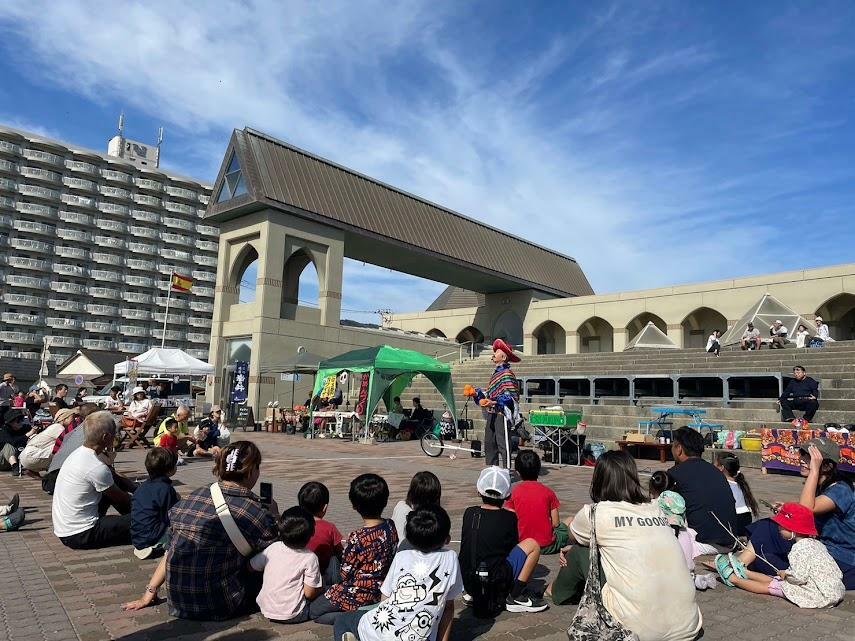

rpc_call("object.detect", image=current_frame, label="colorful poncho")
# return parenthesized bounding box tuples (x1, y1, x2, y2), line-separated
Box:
(486, 363, 519, 407)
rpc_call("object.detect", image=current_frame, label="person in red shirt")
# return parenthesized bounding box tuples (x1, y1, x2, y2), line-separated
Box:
(298, 481, 344, 586)
(505, 450, 571, 554)
(157, 418, 180, 455)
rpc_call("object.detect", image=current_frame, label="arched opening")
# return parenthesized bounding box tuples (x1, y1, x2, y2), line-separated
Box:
(282, 249, 321, 321)
(681, 307, 728, 348)
(455, 326, 484, 345)
(232, 245, 259, 305)
(533, 321, 566, 355)
(815, 293, 855, 341)
(626, 312, 667, 342)
(577, 316, 614, 353)
(426, 328, 446, 339)
(492, 310, 523, 348)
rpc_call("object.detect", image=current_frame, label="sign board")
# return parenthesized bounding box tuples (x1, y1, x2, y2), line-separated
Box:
(280, 373, 301, 382)
(74, 374, 84, 386)
(235, 404, 255, 431)
(355, 372, 370, 417)
(127, 358, 139, 391)
(231, 361, 249, 403)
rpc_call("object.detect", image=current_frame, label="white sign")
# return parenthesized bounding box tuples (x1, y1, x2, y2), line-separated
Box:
(280, 373, 301, 382)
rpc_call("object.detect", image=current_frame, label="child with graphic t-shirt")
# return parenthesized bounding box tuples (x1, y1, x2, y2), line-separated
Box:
(505, 450, 571, 554)
(308, 474, 398, 624)
(298, 481, 343, 586)
(251, 506, 323, 623)
(334, 505, 463, 641)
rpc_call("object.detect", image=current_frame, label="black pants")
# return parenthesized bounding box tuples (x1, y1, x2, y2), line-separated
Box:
(485, 412, 510, 469)
(60, 513, 131, 549)
(780, 398, 818, 421)
(707, 341, 720, 356)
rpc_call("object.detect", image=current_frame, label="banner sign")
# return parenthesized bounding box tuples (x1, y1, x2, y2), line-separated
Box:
(320, 374, 337, 399)
(355, 372, 370, 417)
(127, 358, 139, 392)
(232, 361, 249, 403)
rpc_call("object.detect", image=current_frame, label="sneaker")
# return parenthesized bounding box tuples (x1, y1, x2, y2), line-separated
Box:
(176, 457, 186, 466)
(2, 507, 24, 531)
(505, 591, 549, 613)
(8, 493, 19, 513)
(461, 592, 473, 606)
(134, 546, 156, 560)
(341, 634, 357, 641)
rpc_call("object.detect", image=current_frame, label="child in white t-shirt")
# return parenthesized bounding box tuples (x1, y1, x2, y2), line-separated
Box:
(334, 504, 464, 641)
(251, 506, 323, 623)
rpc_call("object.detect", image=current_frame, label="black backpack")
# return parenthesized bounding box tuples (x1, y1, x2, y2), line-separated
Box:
(464, 511, 514, 618)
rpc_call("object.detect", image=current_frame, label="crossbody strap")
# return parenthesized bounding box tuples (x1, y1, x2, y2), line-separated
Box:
(210, 482, 253, 557)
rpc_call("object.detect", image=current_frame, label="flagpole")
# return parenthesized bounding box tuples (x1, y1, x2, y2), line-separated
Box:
(161, 274, 173, 349)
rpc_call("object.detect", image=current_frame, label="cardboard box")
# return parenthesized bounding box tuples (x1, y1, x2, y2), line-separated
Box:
(625, 433, 646, 443)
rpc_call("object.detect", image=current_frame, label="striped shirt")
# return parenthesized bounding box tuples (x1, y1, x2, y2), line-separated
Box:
(486, 364, 519, 405)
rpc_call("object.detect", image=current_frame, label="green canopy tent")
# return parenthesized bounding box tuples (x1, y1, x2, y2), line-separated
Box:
(311, 345, 456, 428)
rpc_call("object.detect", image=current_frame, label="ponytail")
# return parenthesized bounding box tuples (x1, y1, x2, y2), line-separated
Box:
(717, 453, 759, 516)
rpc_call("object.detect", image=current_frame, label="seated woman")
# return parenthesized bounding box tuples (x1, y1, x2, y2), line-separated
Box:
(19, 408, 79, 476)
(124, 387, 153, 427)
(547, 450, 701, 641)
(732, 439, 855, 590)
(123, 441, 279, 619)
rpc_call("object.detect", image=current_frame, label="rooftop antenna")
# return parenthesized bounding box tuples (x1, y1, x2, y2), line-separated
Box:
(157, 126, 164, 148)
(118, 112, 125, 136)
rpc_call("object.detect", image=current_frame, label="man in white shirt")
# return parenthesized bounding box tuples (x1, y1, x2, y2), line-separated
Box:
(52, 411, 134, 549)
(769, 320, 789, 349)
(740, 322, 761, 350)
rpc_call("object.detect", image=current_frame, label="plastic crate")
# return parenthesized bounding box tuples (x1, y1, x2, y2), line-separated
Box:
(529, 409, 583, 429)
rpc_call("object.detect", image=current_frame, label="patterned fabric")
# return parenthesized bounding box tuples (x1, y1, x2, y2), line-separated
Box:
(52, 416, 82, 455)
(780, 537, 845, 608)
(325, 519, 398, 611)
(486, 364, 519, 407)
(166, 483, 278, 620)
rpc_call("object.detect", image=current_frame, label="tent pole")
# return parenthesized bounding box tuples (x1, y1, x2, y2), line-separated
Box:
(290, 368, 296, 410)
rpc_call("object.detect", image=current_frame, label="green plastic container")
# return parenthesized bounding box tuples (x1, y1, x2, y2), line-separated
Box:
(529, 409, 583, 429)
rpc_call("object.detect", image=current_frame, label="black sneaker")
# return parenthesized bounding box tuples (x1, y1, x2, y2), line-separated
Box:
(8, 493, 19, 513)
(505, 591, 548, 613)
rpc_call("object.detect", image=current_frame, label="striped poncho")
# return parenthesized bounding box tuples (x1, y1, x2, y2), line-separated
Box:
(486, 363, 519, 411)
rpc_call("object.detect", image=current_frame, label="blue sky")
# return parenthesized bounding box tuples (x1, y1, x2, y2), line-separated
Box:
(2, 1, 854, 324)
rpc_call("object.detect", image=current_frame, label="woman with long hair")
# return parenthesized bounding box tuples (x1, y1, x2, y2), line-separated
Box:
(547, 450, 701, 641)
(715, 452, 759, 536)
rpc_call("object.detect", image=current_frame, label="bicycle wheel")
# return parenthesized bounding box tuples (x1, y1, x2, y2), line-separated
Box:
(420, 432, 444, 458)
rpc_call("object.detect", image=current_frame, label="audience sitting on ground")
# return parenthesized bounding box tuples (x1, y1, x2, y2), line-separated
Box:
(549, 451, 702, 641)
(154, 405, 195, 454)
(712, 502, 844, 608)
(123, 441, 280, 618)
(308, 473, 398, 624)
(391, 470, 442, 549)
(0, 409, 31, 472)
(25, 385, 49, 419)
(769, 320, 789, 349)
(299, 481, 344, 587)
(459, 466, 547, 616)
(208, 405, 231, 447)
(668, 427, 738, 554)
(192, 418, 222, 458)
(715, 452, 758, 537)
(0, 493, 24, 532)
(779, 365, 819, 423)
(0, 373, 19, 422)
(52, 411, 135, 549)
(506, 450, 572, 556)
(41, 404, 99, 493)
(52, 384, 70, 410)
(252, 506, 323, 624)
(336, 504, 464, 641)
(19, 408, 79, 476)
(131, 447, 180, 560)
(795, 324, 811, 349)
(728, 439, 855, 591)
(706, 329, 722, 356)
(740, 322, 761, 350)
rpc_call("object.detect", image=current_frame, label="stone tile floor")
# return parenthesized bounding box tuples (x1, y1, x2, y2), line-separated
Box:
(0, 433, 852, 641)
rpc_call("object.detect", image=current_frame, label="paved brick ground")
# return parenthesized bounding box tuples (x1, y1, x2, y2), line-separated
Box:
(0, 433, 852, 641)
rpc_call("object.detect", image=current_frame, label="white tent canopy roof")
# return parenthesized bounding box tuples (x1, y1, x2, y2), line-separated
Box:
(720, 293, 815, 346)
(624, 321, 678, 350)
(113, 348, 214, 376)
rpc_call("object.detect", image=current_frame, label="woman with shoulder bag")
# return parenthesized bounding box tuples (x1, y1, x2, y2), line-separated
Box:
(123, 440, 279, 619)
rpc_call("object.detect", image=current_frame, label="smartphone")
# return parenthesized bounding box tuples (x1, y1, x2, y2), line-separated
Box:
(260, 482, 273, 507)
(759, 498, 779, 514)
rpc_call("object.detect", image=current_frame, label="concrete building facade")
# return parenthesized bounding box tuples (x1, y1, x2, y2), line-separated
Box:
(0, 125, 216, 365)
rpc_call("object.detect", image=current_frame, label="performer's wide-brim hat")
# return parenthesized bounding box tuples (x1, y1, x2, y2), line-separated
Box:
(492, 338, 520, 363)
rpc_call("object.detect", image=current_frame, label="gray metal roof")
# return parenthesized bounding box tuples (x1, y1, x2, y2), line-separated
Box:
(207, 128, 594, 298)
(426, 286, 487, 311)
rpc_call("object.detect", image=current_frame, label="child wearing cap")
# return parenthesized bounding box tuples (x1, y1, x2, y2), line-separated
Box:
(713, 502, 844, 608)
(458, 466, 548, 615)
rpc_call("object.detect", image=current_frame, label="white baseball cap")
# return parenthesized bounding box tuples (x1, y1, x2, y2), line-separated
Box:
(477, 466, 511, 499)
(131, 386, 145, 396)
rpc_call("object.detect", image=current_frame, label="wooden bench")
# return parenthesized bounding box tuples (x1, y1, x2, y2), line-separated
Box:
(616, 440, 672, 463)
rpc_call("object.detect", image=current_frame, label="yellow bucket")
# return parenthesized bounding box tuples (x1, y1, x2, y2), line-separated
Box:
(741, 436, 762, 452)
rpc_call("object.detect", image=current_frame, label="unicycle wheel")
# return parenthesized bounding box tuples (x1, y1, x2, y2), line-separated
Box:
(420, 432, 444, 458)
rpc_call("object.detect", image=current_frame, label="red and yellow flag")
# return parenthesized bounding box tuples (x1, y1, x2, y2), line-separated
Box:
(171, 272, 193, 293)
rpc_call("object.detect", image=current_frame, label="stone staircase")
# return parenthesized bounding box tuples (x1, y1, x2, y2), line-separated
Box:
(403, 341, 855, 458)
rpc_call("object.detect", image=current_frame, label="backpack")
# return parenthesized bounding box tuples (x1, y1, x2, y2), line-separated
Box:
(463, 510, 514, 618)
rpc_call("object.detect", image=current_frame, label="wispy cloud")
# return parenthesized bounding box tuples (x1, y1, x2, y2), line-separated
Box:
(0, 0, 853, 320)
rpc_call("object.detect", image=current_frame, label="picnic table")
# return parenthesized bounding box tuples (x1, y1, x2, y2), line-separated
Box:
(638, 406, 724, 435)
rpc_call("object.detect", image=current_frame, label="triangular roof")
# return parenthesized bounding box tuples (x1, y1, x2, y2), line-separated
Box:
(720, 294, 815, 346)
(56, 349, 126, 378)
(317, 345, 451, 374)
(624, 322, 678, 350)
(113, 348, 214, 376)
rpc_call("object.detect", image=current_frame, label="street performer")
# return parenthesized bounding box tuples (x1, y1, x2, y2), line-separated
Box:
(467, 339, 521, 469)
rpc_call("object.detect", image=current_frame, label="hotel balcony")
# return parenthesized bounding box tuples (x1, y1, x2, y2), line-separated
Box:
(86, 304, 119, 316)
(196, 224, 219, 237)
(19, 166, 62, 183)
(155, 296, 188, 310)
(187, 332, 210, 344)
(118, 342, 149, 353)
(187, 349, 209, 360)
(123, 291, 153, 304)
(198, 194, 210, 205)
(63, 176, 98, 191)
(0, 158, 18, 174)
(22, 148, 64, 166)
(18, 184, 61, 201)
(0, 351, 17, 359)
(190, 301, 214, 313)
(165, 185, 198, 201)
(0, 140, 21, 155)
(161, 249, 191, 262)
(193, 286, 215, 298)
(126, 258, 157, 271)
(84, 321, 116, 333)
(100, 185, 131, 199)
(1, 312, 44, 326)
(97, 202, 129, 216)
(15, 204, 57, 222)
(0, 195, 14, 211)
(92, 235, 126, 250)
(163, 216, 196, 231)
(0, 177, 16, 192)
(119, 325, 149, 337)
(100, 168, 131, 183)
(51, 281, 88, 295)
(55, 245, 89, 260)
(188, 317, 213, 328)
(0, 214, 11, 229)
(8, 256, 50, 271)
(0, 331, 41, 345)
(133, 193, 162, 207)
(48, 299, 85, 313)
(164, 201, 195, 215)
(195, 239, 219, 252)
(161, 232, 190, 245)
(2, 293, 47, 307)
(8, 275, 49, 289)
(191, 270, 216, 283)
(156, 263, 175, 275)
(82, 339, 116, 350)
(128, 225, 158, 239)
(89, 270, 124, 284)
(56, 228, 92, 242)
(121, 309, 152, 321)
(46, 317, 85, 330)
(53, 263, 88, 277)
(126, 275, 155, 288)
(59, 209, 94, 225)
(9, 238, 51, 254)
(135, 177, 163, 192)
(91, 252, 124, 266)
(65, 160, 99, 175)
(89, 286, 122, 298)
(193, 254, 218, 267)
(153, 312, 186, 324)
(61, 193, 96, 209)
(45, 335, 78, 348)
(131, 209, 160, 224)
(96, 218, 127, 233)
(17, 352, 41, 361)
(153, 329, 185, 341)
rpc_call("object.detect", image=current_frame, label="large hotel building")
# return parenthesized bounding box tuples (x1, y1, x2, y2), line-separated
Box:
(0, 124, 216, 367)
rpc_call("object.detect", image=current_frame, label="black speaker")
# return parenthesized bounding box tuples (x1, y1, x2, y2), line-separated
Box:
(470, 440, 482, 458)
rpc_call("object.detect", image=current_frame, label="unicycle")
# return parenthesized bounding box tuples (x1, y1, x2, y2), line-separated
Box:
(420, 430, 445, 457)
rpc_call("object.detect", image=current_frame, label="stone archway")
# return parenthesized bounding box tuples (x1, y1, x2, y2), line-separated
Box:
(224, 244, 259, 307)
(577, 316, 614, 353)
(455, 326, 485, 344)
(815, 293, 855, 340)
(533, 320, 566, 355)
(281, 249, 322, 321)
(626, 312, 667, 342)
(426, 328, 447, 339)
(681, 307, 728, 348)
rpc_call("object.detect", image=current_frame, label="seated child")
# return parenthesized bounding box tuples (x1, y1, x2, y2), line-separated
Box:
(308, 473, 398, 624)
(391, 470, 442, 548)
(505, 450, 569, 554)
(131, 448, 179, 559)
(715, 453, 758, 536)
(156, 417, 184, 465)
(713, 502, 844, 608)
(334, 504, 464, 641)
(251, 506, 323, 623)
(192, 418, 221, 458)
(298, 481, 343, 586)
(459, 466, 548, 615)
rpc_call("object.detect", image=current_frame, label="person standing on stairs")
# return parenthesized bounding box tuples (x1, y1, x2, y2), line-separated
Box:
(476, 339, 521, 470)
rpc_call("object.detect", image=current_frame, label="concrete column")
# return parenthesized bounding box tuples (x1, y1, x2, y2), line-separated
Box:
(566, 330, 580, 354)
(319, 232, 343, 327)
(612, 328, 627, 352)
(667, 324, 684, 348)
(256, 220, 288, 320)
(523, 332, 535, 355)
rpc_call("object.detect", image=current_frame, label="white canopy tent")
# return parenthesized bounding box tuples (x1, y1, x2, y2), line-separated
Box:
(113, 347, 214, 377)
(624, 321, 678, 350)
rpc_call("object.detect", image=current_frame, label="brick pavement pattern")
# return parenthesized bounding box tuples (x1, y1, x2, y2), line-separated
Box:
(0, 433, 852, 641)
